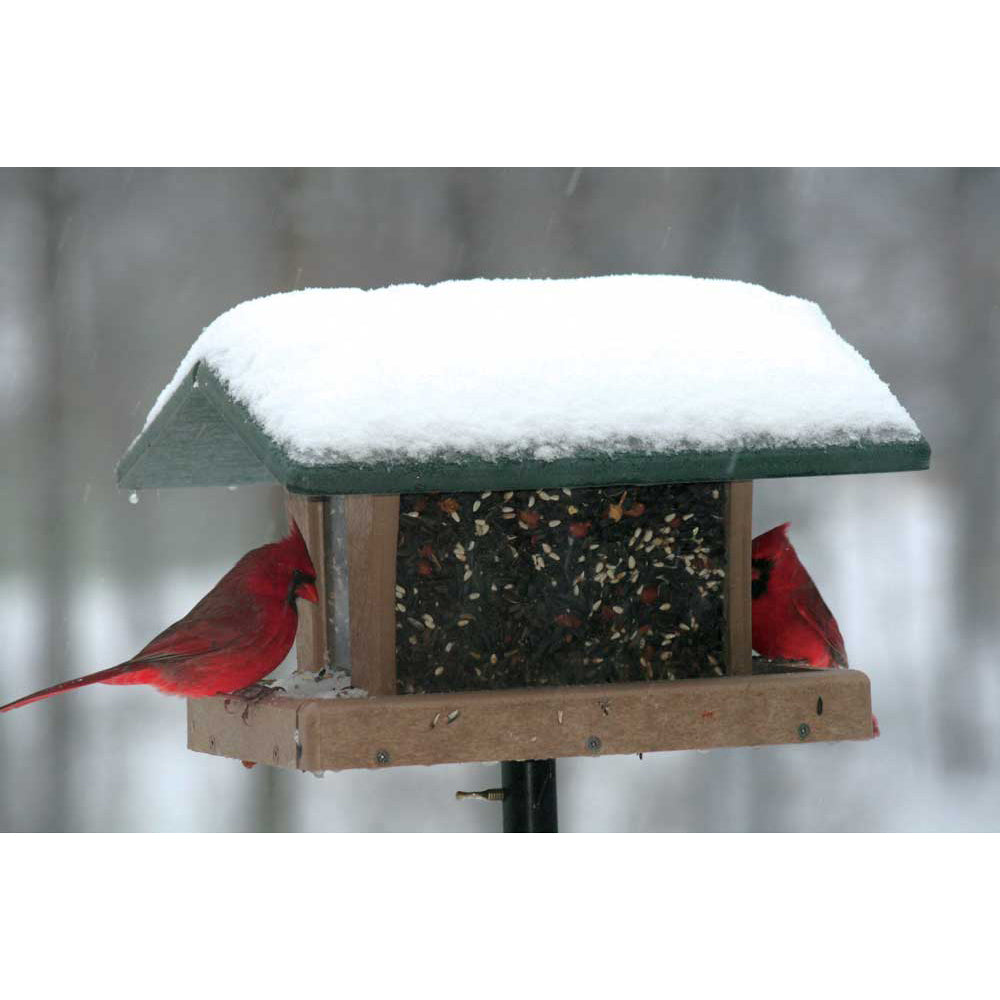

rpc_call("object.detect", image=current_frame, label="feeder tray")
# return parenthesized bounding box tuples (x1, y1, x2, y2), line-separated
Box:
(189, 661, 874, 772)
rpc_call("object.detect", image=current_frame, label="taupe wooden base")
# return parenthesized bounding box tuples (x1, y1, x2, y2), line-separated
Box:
(187, 668, 874, 773)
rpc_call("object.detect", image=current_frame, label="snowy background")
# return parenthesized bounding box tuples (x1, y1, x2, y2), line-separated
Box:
(1, 167, 996, 832)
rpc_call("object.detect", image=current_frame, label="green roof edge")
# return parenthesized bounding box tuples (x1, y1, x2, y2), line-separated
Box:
(117, 363, 931, 494)
(116, 367, 197, 486)
(196, 365, 293, 481)
(115, 364, 290, 489)
(283, 437, 932, 494)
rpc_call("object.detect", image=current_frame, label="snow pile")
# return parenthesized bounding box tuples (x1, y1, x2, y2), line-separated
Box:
(274, 669, 368, 700)
(144, 275, 921, 464)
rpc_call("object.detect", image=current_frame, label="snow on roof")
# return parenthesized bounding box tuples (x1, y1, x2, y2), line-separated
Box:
(143, 275, 921, 465)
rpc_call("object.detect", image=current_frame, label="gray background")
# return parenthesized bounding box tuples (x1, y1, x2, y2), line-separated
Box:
(1, 167, 995, 831)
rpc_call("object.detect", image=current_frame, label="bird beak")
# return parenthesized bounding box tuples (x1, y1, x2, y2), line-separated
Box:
(299, 579, 319, 604)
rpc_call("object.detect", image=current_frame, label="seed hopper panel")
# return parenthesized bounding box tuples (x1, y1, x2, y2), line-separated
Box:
(394, 483, 727, 693)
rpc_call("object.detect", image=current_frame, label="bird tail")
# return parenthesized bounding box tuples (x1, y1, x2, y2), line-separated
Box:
(0, 663, 145, 713)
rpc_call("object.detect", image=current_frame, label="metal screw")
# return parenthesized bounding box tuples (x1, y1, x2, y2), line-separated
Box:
(455, 788, 507, 802)
(586, 735, 602, 753)
(375, 748, 391, 765)
(798, 723, 811, 740)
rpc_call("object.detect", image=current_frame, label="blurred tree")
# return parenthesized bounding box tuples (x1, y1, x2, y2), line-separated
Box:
(939, 169, 1000, 772)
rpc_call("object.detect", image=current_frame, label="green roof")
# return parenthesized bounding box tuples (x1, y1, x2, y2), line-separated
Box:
(117, 363, 930, 495)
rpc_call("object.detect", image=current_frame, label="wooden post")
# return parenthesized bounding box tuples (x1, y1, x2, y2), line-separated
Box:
(725, 480, 753, 676)
(286, 492, 329, 671)
(345, 495, 400, 696)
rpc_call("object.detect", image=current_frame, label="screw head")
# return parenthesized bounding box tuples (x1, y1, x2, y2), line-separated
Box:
(375, 748, 391, 765)
(586, 735, 602, 753)
(797, 723, 811, 740)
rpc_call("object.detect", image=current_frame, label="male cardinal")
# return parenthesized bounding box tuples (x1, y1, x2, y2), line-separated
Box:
(751, 522, 879, 737)
(0, 520, 318, 713)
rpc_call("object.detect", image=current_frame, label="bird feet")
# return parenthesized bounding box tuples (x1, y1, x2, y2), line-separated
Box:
(225, 682, 285, 723)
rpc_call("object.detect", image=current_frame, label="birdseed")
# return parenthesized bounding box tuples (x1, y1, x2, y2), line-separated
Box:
(394, 483, 725, 693)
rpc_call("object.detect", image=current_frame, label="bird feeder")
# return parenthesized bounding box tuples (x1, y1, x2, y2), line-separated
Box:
(117, 276, 929, 775)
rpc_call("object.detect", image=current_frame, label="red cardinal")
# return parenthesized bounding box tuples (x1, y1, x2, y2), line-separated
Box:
(752, 522, 879, 737)
(0, 520, 318, 713)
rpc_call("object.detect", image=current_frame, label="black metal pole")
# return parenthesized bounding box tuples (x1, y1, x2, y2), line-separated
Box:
(501, 759, 558, 832)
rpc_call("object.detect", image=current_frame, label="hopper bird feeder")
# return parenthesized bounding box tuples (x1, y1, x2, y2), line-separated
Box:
(117, 276, 929, 801)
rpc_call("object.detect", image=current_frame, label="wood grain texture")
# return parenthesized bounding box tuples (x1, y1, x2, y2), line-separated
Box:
(345, 494, 400, 696)
(188, 668, 874, 772)
(188, 694, 304, 769)
(286, 492, 329, 671)
(725, 480, 753, 676)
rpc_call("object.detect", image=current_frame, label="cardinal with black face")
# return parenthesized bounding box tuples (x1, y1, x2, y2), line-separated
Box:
(751, 522, 847, 668)
(0, 520, 318, 713)
(751, 522, 879, 737)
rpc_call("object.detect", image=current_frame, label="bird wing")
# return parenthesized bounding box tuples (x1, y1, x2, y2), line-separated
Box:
(131, 614, 253, 665)
(792, 590, 849, 668)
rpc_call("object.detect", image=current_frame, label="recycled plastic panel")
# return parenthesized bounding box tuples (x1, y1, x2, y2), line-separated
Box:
(120, 372, 272, 489)
(187, 668, 876, 773)
(118, 363, 932, 494)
